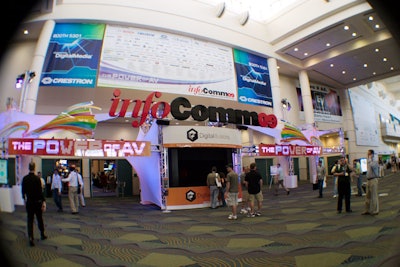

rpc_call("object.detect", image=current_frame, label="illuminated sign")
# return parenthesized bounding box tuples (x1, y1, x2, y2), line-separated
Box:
(108, 89, 278, 128)
(259, 144, 322, 156)
(8, 138, 151, 157)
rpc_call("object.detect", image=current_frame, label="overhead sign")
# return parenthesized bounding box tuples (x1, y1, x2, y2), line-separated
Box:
(162, 126, 242, 148)
(8, 138, 151, 157)
(259, 144, 322, 156)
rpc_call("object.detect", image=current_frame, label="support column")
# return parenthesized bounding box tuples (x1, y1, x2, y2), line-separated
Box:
(268, 58, 286, 172)
(299, 70, 317, 182)
(23, 20, 55, 114)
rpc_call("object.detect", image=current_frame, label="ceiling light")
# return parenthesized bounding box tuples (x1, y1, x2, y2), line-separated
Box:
(344, 25, 349, 30)
(353, 77, 357, 81)
(23, 29, 29, 35)
(342, 70, 346, 74)
(326, 43, 330, 47)
(239, 11, 249, 25)
(363, 64, 368, 67)
(383, 57, 387, 62)
(304, 52, 308, 56)
(373, 72, 376, 75)
(215, 2, 226, 18)
(375, 24, 380, 29)
(330, 64, 334, 67)
(294, 47, 298, 51)
(375, 48, 379, 52)
(368, 16, 374, 21)
(390, 67, 394, 70)
(352, 32, 357, 37)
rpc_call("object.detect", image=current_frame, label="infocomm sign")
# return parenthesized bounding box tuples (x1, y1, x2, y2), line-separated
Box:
(108, 89, 278, 128)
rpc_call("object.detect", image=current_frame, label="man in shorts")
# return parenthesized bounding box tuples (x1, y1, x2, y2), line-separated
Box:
(225, 163, 239, 220)
(245, 162, 263, 217)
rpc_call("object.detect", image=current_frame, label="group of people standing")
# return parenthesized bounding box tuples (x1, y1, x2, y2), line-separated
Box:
(316, 149, 380, 216)
(207, 162, 271, 220)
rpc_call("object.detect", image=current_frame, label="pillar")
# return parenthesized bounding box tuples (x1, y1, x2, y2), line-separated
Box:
(23, 20, 55, 114)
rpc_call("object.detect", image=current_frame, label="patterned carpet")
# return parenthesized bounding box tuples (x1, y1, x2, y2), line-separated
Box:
(1, 173, 399, 267)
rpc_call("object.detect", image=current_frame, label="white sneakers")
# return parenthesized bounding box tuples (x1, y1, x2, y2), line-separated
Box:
(228, 214, 237, 220)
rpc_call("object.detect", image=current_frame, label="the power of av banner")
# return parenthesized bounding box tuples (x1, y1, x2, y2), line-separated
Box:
(259, 144, 322, 156)
(8, 138, 151, 157)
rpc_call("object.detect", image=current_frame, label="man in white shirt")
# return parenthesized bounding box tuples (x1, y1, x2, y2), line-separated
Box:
(62, 165, 83, 214)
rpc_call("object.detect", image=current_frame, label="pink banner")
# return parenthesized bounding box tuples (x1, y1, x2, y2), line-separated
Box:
(259, 144, 322, 156)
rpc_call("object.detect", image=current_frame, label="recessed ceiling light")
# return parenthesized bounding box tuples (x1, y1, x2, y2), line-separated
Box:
(294, 47, 298, 51)
(368, 16, 374, 21)
(373, 72, 376, 75)
(344, 25, 349, 30)
(277, 66, 280, 69)
(352, 32, 357, 37)
(363, 63, 368, 67)
(375, 48, 379, 52)
(342, 70, 346, 74)
(353, 77, 357, 81)
(375, 24, 380, 29)
(390, 67, 394, 70)
(23, 29, 29, 35)
(330, 64, 334, 67)
(383, 57, 387, 62)
(304, 52, 308, 56)
(326, 43, 330, 47)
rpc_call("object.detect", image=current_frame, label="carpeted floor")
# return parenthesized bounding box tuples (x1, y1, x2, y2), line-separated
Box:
(1, 173, 399, 267)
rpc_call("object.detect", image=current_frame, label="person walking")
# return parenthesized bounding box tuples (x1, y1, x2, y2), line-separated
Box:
(51, 169, 63, 212)
(224, 163, 239, 220)
(274, 163, 290, 195)
(218, 172, 227, 207)
(239, 166, 250, 214)
(245, 162, 263, 217)
(333, 157, 353, 213)
(362, 149, 380, 215)
(21, 162, 47, 247)
(316, 160, 326, 198)
(76, 168, 86, 207)
(62, 165, 84, 214)
(206, 166, 220, 209)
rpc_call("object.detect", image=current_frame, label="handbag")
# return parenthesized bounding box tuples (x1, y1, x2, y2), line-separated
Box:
(215, 173, 222, 188)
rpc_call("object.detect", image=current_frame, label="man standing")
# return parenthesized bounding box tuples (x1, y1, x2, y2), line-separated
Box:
(62, 165, 83, 214)
(206, 166, 219, 209)
(333, 157, 352, 213)
(225, 163, 239, 220)
(274, 163, 290, 195)
(362, 149, 380, 215)
(51, 169, 63, 212)
(245, 162, 263, 217)
(316, 160, 326, 198)
(21, 162, 47, 247)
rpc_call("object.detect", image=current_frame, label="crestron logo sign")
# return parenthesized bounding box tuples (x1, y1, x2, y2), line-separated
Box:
(187, 129, 198, 142)
(186, 190, 196, 202)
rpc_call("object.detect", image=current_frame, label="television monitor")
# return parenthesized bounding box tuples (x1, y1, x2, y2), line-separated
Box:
(168, 147, 234, 187)
(0, 159, 8, 184)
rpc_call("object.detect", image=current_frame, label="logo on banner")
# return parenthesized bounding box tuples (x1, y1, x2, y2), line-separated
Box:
(187, 129, 198, 142)
(186, 190, 196, 202)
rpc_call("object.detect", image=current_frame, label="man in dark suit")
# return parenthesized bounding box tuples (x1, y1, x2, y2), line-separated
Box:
(21, 161, 47, 247)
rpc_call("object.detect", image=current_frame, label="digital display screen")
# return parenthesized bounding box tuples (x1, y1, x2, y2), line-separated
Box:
(0, 159, 8, 184)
